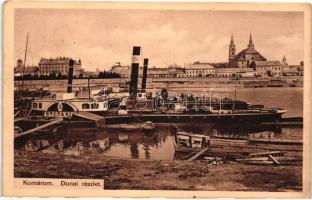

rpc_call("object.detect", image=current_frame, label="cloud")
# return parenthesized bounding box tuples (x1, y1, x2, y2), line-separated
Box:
(14, 9, 304, 71)
(263, 33, 303, 64)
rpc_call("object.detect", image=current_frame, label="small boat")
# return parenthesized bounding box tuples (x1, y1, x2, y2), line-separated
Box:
(105, 121, 155, 131)
(174, 131, 210, 152)
(171, 125, 210, 153)
(236, 151, 284, 165)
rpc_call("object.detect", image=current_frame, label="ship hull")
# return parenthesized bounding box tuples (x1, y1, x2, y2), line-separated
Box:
(104, 112, 283, 124)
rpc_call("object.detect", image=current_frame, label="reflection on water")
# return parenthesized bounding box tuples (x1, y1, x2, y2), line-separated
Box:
(15, 123, 302, 161)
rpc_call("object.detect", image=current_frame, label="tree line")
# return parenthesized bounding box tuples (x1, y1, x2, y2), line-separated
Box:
(14, 71, 121, 80)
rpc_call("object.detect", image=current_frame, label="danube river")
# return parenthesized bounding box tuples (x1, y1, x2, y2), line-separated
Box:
(235, 87, 303, 117)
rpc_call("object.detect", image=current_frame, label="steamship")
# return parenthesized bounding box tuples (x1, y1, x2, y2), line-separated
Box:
(111, 46, 286, 123)
(26, 46, 286, 123)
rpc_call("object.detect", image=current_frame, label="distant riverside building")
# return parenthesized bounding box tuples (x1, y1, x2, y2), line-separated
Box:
(110, 62, 184, 78)
(255, 61, 283, 77)
(38, 57, 82, 76)
(14, 58, 39, 77)
(215, 68, 240, 78)
(177, 62, 215, 78)
(214, 67, 256, 78)
(110, 62, 131, 78)
(146, 65, 184, 78)
(282, 58, 304, 76)
(81, 67, 100, 78)
(299, 61, 304, 76)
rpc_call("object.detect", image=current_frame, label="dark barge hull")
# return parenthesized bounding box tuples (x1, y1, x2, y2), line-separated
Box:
(24, 110, 283, 125)
(104, 112, 283, 124)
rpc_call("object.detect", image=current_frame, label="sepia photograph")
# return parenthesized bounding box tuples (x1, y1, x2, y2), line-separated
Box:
(2, 1, 311, 198)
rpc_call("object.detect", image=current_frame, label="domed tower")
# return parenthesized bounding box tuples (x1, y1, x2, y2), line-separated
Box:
(229, 34, 236, 67)
(16, 58, 23, 68)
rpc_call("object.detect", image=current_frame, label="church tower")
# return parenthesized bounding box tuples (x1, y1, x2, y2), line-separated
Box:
(16, 58, 23, 68)
(248, 33, 255, 49)
(282, 55, 288, 66)
(229, 34, 236, 67)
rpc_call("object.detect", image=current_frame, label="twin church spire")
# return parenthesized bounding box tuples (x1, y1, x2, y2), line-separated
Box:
(229, 33, 254, 60)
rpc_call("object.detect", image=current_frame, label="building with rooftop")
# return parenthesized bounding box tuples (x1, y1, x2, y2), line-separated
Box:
(177, 62, 215, 78)
(110, 62, 131, 78)
(38, 57, 82, 77)
(14, 58, 39, 77)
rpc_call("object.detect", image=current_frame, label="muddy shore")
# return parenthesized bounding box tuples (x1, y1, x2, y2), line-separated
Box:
(14, 151, 302, 191)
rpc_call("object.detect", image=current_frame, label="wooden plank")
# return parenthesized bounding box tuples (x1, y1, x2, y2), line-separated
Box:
(180, 152, 197, 160)
(187, 147, 209, 161)
(73, 112, 104, 121)
(14, 110, 20, 118)
(249, 138, 303, 145)
(14, 117, 25, 123)
(268, 155, 280, 165)
(14, 118, 63, 139)
(261, 122, 303, 126)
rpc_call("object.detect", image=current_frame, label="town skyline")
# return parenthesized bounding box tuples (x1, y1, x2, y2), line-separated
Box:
(15, 9, 304, 71)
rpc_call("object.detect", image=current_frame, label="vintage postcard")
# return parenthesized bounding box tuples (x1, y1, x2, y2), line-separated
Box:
(2, 1, 311, 198)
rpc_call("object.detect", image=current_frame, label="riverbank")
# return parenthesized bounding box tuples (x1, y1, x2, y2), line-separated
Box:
(14, 76, 303, 92)
(14, 151, 302, 191)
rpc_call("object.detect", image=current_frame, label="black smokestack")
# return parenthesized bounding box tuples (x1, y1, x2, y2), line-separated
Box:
(141, 58, 148, 92)
(129, 46, 141, 99)
(67, 59, 74, 93)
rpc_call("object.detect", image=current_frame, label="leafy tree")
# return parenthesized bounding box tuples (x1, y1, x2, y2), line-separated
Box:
(98, 71, 121, 79)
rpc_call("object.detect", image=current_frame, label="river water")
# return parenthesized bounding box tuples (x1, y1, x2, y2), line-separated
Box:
(235, 88, 303, 117)
(15, 123, 302, 161)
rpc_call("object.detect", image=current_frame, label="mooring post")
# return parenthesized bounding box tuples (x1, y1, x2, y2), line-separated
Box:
(189, 136, 192, 148)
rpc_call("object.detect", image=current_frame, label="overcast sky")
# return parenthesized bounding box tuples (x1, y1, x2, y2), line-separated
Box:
(15, 9, 303, 71)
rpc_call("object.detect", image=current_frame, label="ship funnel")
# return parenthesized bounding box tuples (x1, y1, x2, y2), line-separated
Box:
(141, 58, 148, 92)
(67, 59, 74, 93)
(129, 46, 141, 99)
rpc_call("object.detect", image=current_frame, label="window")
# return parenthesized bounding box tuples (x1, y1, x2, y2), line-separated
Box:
(33, 103, 37, 108)
(39, 103, 42, 108)
(91, 103, 99, 109)
(82, 103, 90, 109)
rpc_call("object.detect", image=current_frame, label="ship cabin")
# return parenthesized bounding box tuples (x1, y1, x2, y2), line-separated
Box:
(30, 92, 108, 117)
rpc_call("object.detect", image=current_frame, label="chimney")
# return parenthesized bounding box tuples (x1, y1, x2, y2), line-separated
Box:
(67, 59, 75, 93)
(141, 58, 148, 92)
(129, 46, 141, 99)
